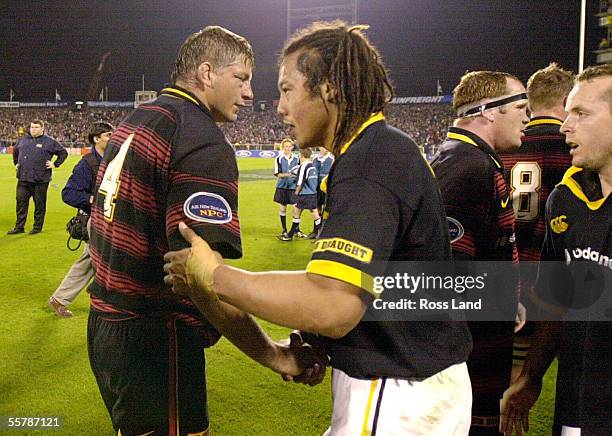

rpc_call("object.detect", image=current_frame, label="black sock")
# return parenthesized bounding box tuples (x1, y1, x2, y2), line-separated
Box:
(288, 219, 300, 236)
(280, 213, 287, 232)
(313, 218, 322, 233)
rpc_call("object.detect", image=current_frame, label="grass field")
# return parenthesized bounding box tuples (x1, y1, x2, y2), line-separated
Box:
(0, 155, 556, 435)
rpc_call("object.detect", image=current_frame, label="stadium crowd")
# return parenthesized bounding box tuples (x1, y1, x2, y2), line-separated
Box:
(0, 108, 129, 146)
(0, 104, 453, 155)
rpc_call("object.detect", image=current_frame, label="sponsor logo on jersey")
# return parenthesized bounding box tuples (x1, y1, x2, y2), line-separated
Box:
(235, 150, 252, 157)
(447, 217, 464, 243)
(183, 192, 232, 224)
(550, 215, 568, 234)
(565, 247, 612, 269)
(313, 238, 373, 263)
(36, 143, 43, 148)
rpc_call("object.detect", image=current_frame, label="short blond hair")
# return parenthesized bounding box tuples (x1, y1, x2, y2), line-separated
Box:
(575, 64, 612, 113)
(527, 63, 574, 112)
(453, 71, 520, 111)
(280, 138, 294, 148)
(171, 26, 254, 82)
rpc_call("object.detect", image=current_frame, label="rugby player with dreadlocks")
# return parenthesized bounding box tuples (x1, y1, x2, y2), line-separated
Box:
(165, 21, 473, 435)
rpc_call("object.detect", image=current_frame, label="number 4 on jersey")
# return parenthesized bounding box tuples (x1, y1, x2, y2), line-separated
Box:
(98, 133, 134, 222)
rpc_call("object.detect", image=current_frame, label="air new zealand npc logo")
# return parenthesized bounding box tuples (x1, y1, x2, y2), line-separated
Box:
(446, 217, 464, 243)
(550, 215, 568, 234)
(184, 192, 232, 224)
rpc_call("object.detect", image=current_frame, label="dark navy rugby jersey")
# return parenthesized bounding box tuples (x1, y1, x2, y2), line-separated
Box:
(306, 113, 472, 380)
(500, 117, 572, 262)
(89, 86, 241, 339)
(535, 167, 612, 432)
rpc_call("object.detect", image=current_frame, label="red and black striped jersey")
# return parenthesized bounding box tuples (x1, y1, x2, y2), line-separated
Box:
(89, 86, 241, 342)
(433, 127, 519, 264)
(499, 117, 572, 262)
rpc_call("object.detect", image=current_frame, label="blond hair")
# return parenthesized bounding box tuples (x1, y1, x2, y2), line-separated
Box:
(453, 71, 520, 111)
(575, 64, 612, 113)
(527, 63, 574, 112)
(171, 26, 254, 82)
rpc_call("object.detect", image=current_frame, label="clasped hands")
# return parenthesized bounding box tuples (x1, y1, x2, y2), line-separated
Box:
(163, 222, 327, 386)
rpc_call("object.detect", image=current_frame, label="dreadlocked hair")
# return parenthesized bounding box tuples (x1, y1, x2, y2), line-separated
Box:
(281, 20, 394, 155)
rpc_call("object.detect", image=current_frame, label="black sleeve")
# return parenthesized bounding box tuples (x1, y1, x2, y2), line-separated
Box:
(52, 139, 68, 167)
(532, 192, 571, 318)
(306, 177, 404, 296)
(13, 141, 20, 165)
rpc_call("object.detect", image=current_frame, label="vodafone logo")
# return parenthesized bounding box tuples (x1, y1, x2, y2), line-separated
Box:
(565, 247, 612, 270)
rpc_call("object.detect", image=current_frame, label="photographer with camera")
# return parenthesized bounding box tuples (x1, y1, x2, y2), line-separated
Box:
(48, 122, 113, 317)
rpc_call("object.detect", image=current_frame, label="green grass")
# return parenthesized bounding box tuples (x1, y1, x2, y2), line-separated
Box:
(0, 155, 555, 435)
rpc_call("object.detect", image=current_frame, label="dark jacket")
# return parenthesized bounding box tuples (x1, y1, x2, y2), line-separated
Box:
(13, 133, 67, 183)
(62, 149, 102, 214)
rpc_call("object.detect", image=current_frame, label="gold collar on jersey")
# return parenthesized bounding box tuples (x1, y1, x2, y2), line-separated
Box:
(560, 166, 609, 211)
(446, 130, 503, 170)
(525, 117, 563, 128)
(339, 112, 385, 155)
(160, 87, 201, 107)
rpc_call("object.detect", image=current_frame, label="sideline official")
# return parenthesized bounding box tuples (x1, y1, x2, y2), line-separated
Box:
(8, 119, 67, 235)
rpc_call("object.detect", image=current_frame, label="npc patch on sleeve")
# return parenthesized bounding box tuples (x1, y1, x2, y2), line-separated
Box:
(313, 238, 373, 263)
(447, 217, 464, 243)
(183, 192, 232, 224)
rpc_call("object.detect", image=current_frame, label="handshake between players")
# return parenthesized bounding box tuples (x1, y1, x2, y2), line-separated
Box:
(164, 222, 327, 385)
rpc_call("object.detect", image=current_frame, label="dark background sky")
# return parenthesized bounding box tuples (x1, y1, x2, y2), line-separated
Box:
(0, 0, 603, 103)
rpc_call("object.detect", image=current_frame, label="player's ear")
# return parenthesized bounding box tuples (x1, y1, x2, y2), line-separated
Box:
(320, 80, 337, 104)
(482, 109, 495, 123)
(196, 62, 213, 87)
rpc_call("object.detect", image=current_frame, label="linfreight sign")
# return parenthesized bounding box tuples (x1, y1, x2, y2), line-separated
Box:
(183, 192, 232, 224)
(390, 95, 452, 104)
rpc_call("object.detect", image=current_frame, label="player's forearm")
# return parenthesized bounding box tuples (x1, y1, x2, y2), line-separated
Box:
(213, 265, 365, 338)
(520, 321, 561, 382)
(188, 292, 279, 369)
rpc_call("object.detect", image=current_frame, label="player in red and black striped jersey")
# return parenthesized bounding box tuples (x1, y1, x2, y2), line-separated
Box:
(88, 27, 322, 436)
(499, 63, 574, 380)
(432, 70, 529, 435)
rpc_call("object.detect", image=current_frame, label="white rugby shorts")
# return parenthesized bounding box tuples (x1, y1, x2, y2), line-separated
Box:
(323, 362, 472, 435)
